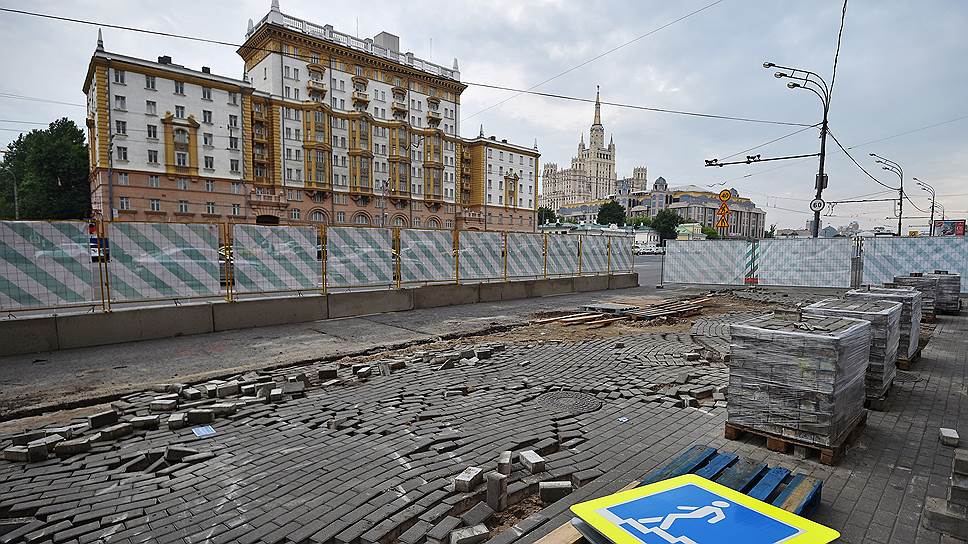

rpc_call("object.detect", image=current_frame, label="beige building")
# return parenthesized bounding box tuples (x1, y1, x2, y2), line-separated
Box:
(84, 1, 539, 232)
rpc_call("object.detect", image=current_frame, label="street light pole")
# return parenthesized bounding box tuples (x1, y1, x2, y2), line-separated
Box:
(914, 177, 935, 236)
(870, 153, 903, 236)
(764, 62, 831, 238)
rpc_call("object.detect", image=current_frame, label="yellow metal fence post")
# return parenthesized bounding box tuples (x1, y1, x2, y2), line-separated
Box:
(223, 223, 233, 302)
(577, 235, 583, 276)
(607, 236, 612, 275)
(454, 229, 461, 285)
(320, 225, 327, 296)
(393, 228, 402, 290)
(503, 231, 508, 282)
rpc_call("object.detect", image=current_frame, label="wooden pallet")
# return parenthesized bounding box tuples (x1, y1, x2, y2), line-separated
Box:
(725, 410, 868, 465)
(897, 347, 922, 370)
(624, 297, 712, 320)
(865, 379, 893, 412)
(540, 445, 824, 544)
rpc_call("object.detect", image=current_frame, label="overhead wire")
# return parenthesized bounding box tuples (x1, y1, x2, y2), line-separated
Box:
(827, 129, 898, 190)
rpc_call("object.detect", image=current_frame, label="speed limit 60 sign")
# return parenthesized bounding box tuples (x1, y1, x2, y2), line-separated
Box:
(809, 199, 825, 212)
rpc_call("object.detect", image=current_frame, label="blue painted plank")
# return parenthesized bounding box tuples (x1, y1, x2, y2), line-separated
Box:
(715, 459, 768, 492)
(638, 445, 715, 486)
(748, 466, 791, 502)
(696, 452, 738, 480)
(773, 474, 824, 515)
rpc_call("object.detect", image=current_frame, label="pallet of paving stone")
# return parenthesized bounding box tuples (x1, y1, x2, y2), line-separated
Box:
(897, 346, 922, 371)
(725, 409, 868, 466)
(845, 286, 922, 362)
(727, 313, 871, 453)
(802, 298, 901, 404)
(891, 273, 939, 322)
(537, 444, 824, 544)
(927, 270, 961, 315)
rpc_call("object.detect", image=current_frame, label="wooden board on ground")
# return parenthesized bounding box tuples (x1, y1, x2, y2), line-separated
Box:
(725, 410, 868, 465)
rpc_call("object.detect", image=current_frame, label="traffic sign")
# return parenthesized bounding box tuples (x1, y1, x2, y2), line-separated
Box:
(715, 216, 729, 229)
(718, 189, 732, 202)
(809, 199, 825, 213)
(571, 474, 839, 544)
(717, 202, 730, 215)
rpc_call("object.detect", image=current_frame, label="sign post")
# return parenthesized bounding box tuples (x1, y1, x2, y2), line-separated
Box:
(571, 474, 839, 544)
(716, 190, 731, 238)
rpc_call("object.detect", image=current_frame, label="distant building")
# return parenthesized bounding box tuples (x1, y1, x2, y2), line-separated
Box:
(556, 199, 609, 224)
(625, 177, 766, 238)
(612, 167, 648, 212)
(676, 222, 706, 240)
(633, 226, 660, 246)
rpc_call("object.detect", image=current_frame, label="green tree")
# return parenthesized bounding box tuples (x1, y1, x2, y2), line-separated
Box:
(596, 201, 626, 226)
(701, 226, 720, 239)
(764, 224, 776, 238)
(0, 118, 90, 220)
(537, 206, 557, 224)
(651, 209, 684, 242)
(629, 215, 652, 227)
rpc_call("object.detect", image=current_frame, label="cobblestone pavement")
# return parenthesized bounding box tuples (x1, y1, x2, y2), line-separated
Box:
(0, 299, 965, 544)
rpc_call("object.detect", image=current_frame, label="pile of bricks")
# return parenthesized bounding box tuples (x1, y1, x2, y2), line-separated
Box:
(892, 273, 939, 321)
(846, 286, 922, 361)
(924, 448, 968, 539)
(928, 270, 962, 315)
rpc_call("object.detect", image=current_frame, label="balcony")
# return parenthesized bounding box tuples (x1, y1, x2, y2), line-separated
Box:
(245, 190, 289, 214)
(391, 101, 408, 114)
(427, 110, 442, 127)
(253, 109, 266, 121)
(253, 131, 268, 143)
(306, 79, 328, 96)
(253, 151, 269, 164)
(351, 75, 368, 88)
(426, 96, 441, 107)
(352, 91, 370, 105)
(307, 62, 326, 76)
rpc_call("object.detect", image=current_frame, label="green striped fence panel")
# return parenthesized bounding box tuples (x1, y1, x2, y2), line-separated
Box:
(546, 235, 579, 276)
(232, 225, 321, 294)
(507, 233, 544, 278)
(863, 237, 968, 292)
(580, 236, 609, 274)
(107, 223, 221, 302)
(326, 227, 393, 288)
(401, 229, 455, 283)
(758, 238, 852, 288)
(662, 240, 748, 285)
(609, 236, 633, 273)
(0, 221, 98, 311)
(458, 231, 503, 282)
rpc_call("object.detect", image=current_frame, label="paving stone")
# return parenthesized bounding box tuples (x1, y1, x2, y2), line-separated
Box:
(519, 450, 545, 473)
(449, 524, 489, 544)
(486, 471, 508, 512)
(165, 445, 200, 462)
(187, 409, 215, 424)
(2, 446, 28, 462)
(955, 449, 968, 476)
(319, 367, 339, 380)
(426, 516, 462, 542)
(497, 451, 512, 475)
(87, 410, 118, 429)
(454, 466, 484, 492)
(180, 387, 203, 400)
(96, 423, 132, 440)
(538, 481, 572, 504)
(167, 412, 187, 430)
(129, 415, 159, 430)
(53, 436, 94, 457)
(942, 428, 961, 447)
(149, 398, 178, 411)
(210, 403, 238, 416)
(216, 381, 240, 398)
(460, 501, 494, 526)
(924, 496, 968, 539)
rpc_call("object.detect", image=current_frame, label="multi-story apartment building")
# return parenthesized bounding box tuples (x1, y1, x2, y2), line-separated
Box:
(83, 2, 539, 231)
(627, 177, 767, 238)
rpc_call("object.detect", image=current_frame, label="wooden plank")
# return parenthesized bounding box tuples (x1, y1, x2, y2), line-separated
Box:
(638, 445, 716, 486)
(715, 459, 768, 492)
(695, 452, 738, 480)
(559, 314, 600, 323)
(584, 316, 628, 326)
(748, 466, 791, 502)
(773, 474, 823, 516)
(533, 313, 588, 324)
(534, 518, 582, 544)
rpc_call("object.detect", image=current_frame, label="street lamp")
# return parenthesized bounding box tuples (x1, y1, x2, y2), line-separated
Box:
(870, 153, 904, 236)
(914, 177, 935, 236)
(764, 62, 830, 238)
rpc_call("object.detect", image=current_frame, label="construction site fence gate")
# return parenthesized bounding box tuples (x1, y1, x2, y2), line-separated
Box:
(0, 220, 634, 313)
(663, 237, 968, 293)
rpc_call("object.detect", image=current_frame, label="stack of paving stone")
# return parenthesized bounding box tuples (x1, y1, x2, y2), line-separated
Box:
(803, 298, 901, 401)
(892, 273, 939, 320)
(927, 270, 962, 314)
(924, 448, 968, 539)
(845, 286, 922, 361)
(728, 312, 871, 447)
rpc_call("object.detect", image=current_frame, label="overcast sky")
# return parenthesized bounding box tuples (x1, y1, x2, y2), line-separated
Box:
(1, 0, 966, 230)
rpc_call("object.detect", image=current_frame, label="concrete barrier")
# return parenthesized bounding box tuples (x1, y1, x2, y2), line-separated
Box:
(56, 303, 214, 350)
(412, 284, 480, 309)
(3, 317, 58, 356)
(479, 280, 533, 302)
(575, 275, 609, 292)
(530, 278, 575, 297)
(608, 273, 639, 289)
(328, 289, 412, 318)
(213, 296, 327, 331)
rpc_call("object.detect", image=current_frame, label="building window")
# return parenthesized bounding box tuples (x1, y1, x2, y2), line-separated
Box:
(412, 218, 421, 228)
(290, 208, 301, 220)
(149, 198, 161, 212)
(205, 180, 215, 192)
(228, 114, 238, 128)
(202, 87, 212, 100)
(176, 152, 188, 167)
(174, 81, 185, 95)
(353, 213, 369, 225)
(232, 203, 241, 216)
(230, 159, 240, 173)
(176, 178, 188, 190)
(114, 95, 126, 110)
(117, 172, 129, 185)
(203, 110, 212, 124)
(146, 124, 157, 139)
(148, 175, 160, 188)
(147, 149, 159, 164)
(116, 146, 128, 161)
(204, 156, 214, 169)
(310, 210, 325, 223)
(229, 92, 238, 105)
(178, 200, 189, 213)
(445, 220, 453, 229)
(336, 211, 346, 223)
(145, 75, 155, 90)
(229, 137, 239, 150)
(118, 196, 130, 210)
(113, 69, 125, 84)
(115, 120, 126, 135)
(175, 105, 185, 118)
(206, 202, 216, 214)
(203, 133, 213, 146)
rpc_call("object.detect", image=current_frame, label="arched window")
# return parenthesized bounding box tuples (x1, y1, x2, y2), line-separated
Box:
(427, 217, 441, 229)
(392, 216, 406, 227)
(354, 213, 370, 225)
(309, 210, 326, 223)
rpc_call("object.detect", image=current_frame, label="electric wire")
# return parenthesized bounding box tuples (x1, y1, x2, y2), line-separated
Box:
(827, 129, 898, 190)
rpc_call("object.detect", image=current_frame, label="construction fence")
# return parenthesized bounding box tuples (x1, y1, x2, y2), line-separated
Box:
(663, 237, 968, 293)
(0, 220, 634, 313)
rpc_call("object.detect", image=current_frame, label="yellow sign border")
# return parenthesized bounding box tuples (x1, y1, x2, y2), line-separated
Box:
(719, 189, 732, 202)
(570, 474, 840, 544)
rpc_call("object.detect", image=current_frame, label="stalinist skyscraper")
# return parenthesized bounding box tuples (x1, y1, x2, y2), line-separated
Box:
(539, 87, 618, 212)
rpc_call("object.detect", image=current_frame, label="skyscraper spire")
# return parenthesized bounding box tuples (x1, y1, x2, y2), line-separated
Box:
(593, 85, 601, 126)
(96, 28, 104, 51)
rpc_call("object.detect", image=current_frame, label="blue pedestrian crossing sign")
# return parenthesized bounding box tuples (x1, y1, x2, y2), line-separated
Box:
(571, 474, 839, 544)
